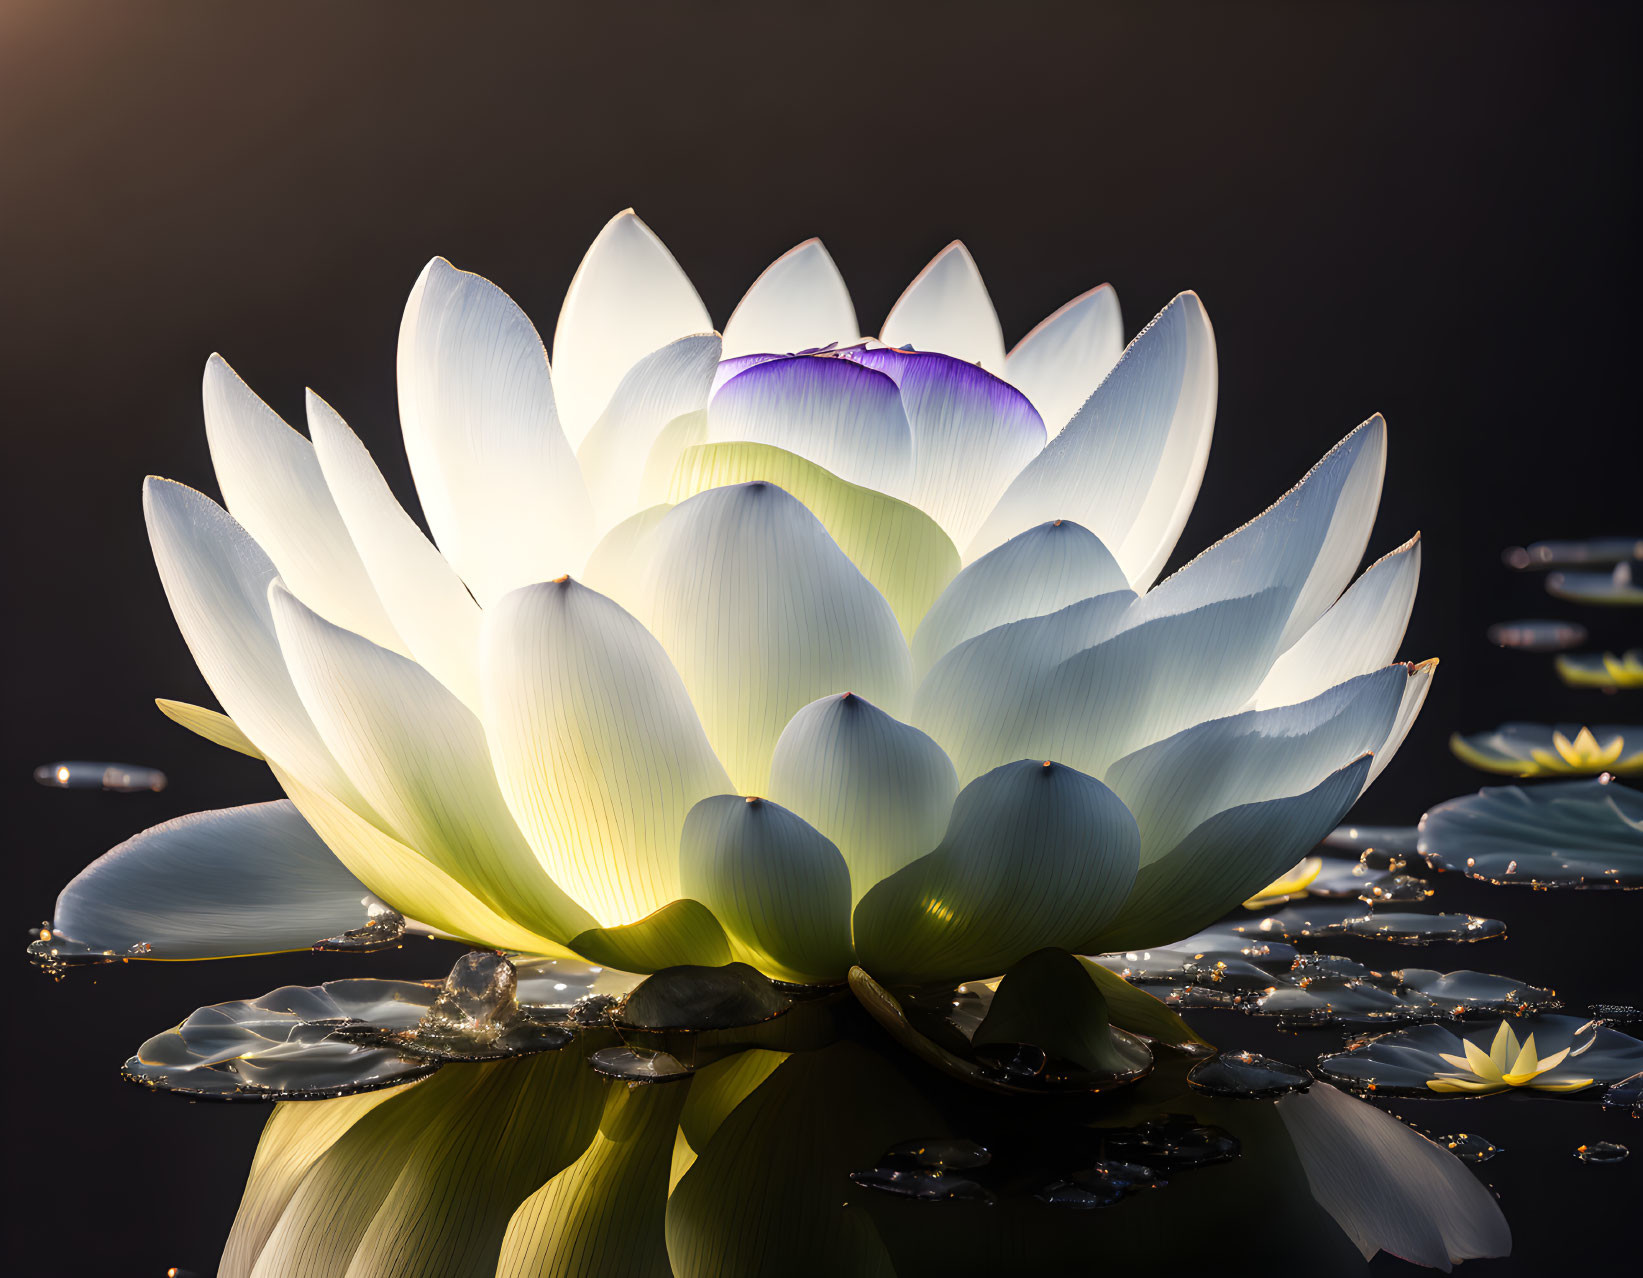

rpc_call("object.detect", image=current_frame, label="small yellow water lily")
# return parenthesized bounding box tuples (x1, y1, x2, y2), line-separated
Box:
(1556, 649, 1643, 690)
(1449, 722, 1643, 777)
(1427, 1021, 1594, 1094)
(1243, 856, 1322, 909)
(1532, 726, 1627, 773)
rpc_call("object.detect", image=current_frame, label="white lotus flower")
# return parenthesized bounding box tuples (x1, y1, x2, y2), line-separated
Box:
(47, 209, 1433, 988)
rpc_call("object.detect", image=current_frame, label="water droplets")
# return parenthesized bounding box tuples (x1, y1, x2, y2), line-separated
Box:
(312, 901, 406, 952)
(1574, 1141, 1629, 1165)
(1439, 1132, 1501, 1164)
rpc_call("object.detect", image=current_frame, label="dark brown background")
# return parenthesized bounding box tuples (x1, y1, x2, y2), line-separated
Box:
(3, 1, 1639, 1272)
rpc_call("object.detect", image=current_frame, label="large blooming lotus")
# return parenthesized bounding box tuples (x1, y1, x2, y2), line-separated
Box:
(45, 209, 1433, 991)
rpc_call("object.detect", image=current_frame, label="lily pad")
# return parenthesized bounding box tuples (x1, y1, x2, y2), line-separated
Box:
(1316, 1015, 1643, 1098)
(1419, 776, 1643, 889)
(1450, 722, 1643, 777)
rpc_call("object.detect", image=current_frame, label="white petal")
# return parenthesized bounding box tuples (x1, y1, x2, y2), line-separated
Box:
(678, 795, 855, 983)
(1103, 664, 1409, 862)
(1279, 1081, 1512, 1270)
(49, 801, 373, 959)
(552, 209, 713, 447)
(202, 356, 401, 649)
(1139, 416, 1387, 649)
(1004, 284, 1124, 437)
(270, 584, 594, 942)
(1367, 658, 1437, 787)
(966, 291, 1216, 585)
(397, 256, 594, 605)
(721, 239, 859, 358)
(1251, 534, 1421, 709)
(1039, 589, 1293, 779)
(481, 579, 733, 927)
(913, 590, 1136, 784)
(1091, 756, 1372, 951)
(767, 693, 958, 903)
(642, 482, 914, 794)
(576, 335, 721, 533)
(581, 503, 672, 620)
(306, 391, 483, 711)
(143, 477, 368, 811)
(879, 241, 1005, 374)
(912, 520, 1129, 676)
(706, 355, 914, 497)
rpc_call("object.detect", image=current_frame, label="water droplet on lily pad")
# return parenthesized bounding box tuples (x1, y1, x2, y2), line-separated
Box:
(1440, 1132, 1500, 1163)
(588, 1046, 692, 1082)
(1187, 1050, 1311, 1098)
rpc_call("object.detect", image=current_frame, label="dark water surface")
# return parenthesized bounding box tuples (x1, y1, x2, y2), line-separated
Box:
(4, 1, 1639, 1272)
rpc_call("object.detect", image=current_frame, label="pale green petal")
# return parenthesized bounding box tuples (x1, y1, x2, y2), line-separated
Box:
(269, 761, 578, 958)
(156, 698, 264, 759)
(853, 759, 1140, 986)
(767, 693, 957, 905)
(667, 440, 959, 639)
(678, 795, 856, 984)
(568, 899, 733, 972)
(270, 584, 594, 943)
(482, 579, 732, 926)
(249, 1050, 606, 1277)
(221, 1085, 418, 1278)
(497, 1079, 687, 1278)
(345, 1052, 609, 1278)
(642, 482, 913, 794)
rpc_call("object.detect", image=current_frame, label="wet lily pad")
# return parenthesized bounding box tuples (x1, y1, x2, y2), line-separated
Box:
(1556, 650, 1643, 690)
(1317, 1015, 1643, 1098)
(1547, 560, 1643, 606)
(1450, 722, 1643, 777)
(1186, 1051, 1311, 1098)
(1419, 776, 1643, 889)
(1502, 537, 1642, 570)
(123, 978, 442, 1100)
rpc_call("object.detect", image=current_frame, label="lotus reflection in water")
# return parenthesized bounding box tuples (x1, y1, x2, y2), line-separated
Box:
(33, 211, 1517, 1273)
